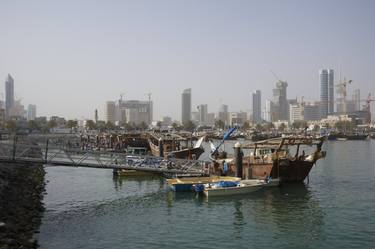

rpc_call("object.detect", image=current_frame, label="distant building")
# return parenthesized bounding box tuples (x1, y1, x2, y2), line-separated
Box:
(198, 104, 208, 125)
(320, 69, 329, 118)
(217, 104, 229, 126)
(95, 109, 98, 123)
(272, 81, 288, 121)
(229, 112, 247, 126)
(27, 104, 37, 121)
(328, 69, 335, 114)
(320, 69, 334, 118)
(191, 111, 199, 124)
(162, 116, 172, 126)
(118, 100, 153, 125)
(206, 113, 215, 126)
(290, 102, 320, 123)
(181, 88, 191, 125)
(264, 99, 273, 122)
(105, 101, 116, 124)
(252, 90, 261, 123)
(352, 89, 361, 111)
(9, 99, 26, 118)
(5, 74, 14, 118)
(50, 116, 67, 128)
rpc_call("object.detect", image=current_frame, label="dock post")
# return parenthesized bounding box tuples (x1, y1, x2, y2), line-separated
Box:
(45, 139, 49, 163)
(158, 138, 164, 158)
(234, 142, 243, 179)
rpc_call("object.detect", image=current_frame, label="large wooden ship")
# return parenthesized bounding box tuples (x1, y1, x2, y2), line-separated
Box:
(211, 136, 326, 183)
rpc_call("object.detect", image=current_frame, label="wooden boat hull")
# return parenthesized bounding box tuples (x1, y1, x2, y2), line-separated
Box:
(247, 160, 315, 183)
(169, 147, 205, 160)
(203, 182, 263, 197)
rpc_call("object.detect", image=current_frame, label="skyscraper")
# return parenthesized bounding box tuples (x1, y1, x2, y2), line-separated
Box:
(217, 104, 229, 126)
(105, 101, 116, 124)
(328, 69, 334, 114)
(319, 69, 329, 118)
(27, 104, 37, 121)
(5, 74, 14, 118)
(181, 88, 191, 125)
(320, 69, 335, 117)
(198, 104, 208, 125)
(252, 90, 261, 123)
(272, 81, 288, 121)
(352, 89, 361, 111)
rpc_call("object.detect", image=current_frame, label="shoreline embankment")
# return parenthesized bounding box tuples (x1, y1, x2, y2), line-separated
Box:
(0, 162, 45, 249)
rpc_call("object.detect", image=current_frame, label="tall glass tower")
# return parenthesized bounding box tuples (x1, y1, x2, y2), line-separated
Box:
(252, 90, 262, 123)
(319, 69, 329, 118)
(181, 88, 191, 125)
(320, 69, 335, 118)
(328, 69, 334, 114)
(5, 74, 14, 118)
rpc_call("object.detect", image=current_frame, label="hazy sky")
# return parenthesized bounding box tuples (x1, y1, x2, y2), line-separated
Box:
(1, 0, 374, 120)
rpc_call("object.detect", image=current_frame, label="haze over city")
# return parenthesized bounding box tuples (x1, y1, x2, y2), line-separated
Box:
(1, 0, 374, 120)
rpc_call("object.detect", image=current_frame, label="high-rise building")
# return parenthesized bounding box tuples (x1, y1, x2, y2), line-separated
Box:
(320, 69, 334, 117)
(265, 99, 273, 122)
(118, 100, 153, 125)
(105, 101, 116, 124)
(27, 104, 37, 121)
(217, 104, 229, 126)
(5, 74, 14, 118)
(290, 102, 320, 123)
(252, 90, 262, 123)
(272, 81, 288, 121)
(198, 104, 208, 125)
(181, 88, 191, 124)
(352, 89, 361, 111)
(328, 69, 334, 114)
(319, 69, 329, 118)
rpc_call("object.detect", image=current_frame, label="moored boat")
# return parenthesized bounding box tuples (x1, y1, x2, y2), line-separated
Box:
(167, 176, 241, 192)
(203, 179, 265, 197)
(210, 136, 327, 183)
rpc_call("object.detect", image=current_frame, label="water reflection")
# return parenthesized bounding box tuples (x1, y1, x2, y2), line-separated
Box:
(112, 174, 164, 191)
(233, 200, 245, 239)
(166, 183, 325, 246)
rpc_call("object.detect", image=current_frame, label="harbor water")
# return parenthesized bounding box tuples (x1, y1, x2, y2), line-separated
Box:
(37, 140, 375, 249)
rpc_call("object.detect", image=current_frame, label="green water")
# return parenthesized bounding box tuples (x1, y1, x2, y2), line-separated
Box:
(37, 141, 375, 249)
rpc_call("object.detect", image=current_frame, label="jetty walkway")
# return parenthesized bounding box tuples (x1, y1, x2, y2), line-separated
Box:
(0, 135, 206, 176)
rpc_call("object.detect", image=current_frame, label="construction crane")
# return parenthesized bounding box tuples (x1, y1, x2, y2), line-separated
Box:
(270, 70, 284, 83)
(336, 77, 353, 114)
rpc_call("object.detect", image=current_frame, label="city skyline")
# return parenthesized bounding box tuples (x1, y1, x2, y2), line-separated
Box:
(1, 0, 375, 120)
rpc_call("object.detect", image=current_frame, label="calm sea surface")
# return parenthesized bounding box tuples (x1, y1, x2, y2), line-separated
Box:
(37, 140, 375, 249)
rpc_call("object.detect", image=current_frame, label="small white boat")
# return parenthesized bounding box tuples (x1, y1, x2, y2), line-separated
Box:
(203, 179, 265, 197)
(242, 178, 281, 187)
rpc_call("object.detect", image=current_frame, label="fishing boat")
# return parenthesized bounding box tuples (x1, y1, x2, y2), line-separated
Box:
(148, 132, 205, 159)
(167, 176, 241, 192)
(210, 135, 327, 183)
(202, 179, 265, 197)
(328, 132, 368, 140)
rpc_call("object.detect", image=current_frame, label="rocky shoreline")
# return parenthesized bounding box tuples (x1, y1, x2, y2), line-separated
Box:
(0, 162, 45, 249)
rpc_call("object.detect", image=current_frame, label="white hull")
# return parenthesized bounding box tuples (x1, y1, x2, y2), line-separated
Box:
(204, 182, 263, 197)
(241, 178, 280, 187)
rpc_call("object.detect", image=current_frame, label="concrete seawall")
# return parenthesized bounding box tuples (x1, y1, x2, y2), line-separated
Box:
(0, 163, 45, 249)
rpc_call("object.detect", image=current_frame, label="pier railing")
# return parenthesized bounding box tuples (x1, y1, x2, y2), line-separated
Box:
(0, 136, 206, 175)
